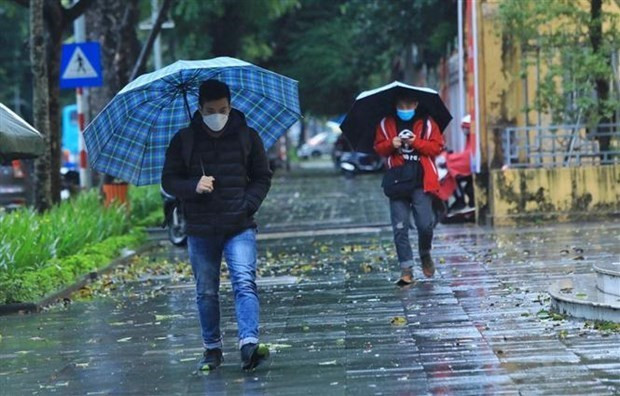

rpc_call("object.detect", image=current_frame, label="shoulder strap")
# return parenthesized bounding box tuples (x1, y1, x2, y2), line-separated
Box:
(239, 125, 252, 168)
(179, 127, 194, 170)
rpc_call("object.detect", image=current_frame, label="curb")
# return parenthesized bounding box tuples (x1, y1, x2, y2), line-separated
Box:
(0, 241, 161, 316)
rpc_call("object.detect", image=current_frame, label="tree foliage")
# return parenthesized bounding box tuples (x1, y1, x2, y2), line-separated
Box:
(0, 3, 32, 119)
(171, 0, 457, 116)
(498, 0, 620, 126)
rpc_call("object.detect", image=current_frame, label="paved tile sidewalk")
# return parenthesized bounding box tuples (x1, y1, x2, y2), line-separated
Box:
(1, 171, 618, 395)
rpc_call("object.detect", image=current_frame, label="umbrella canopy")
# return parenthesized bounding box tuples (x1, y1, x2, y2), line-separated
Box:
(340, 81, 452, 153)
(84, 57, 301, 186)
(0, 102, 45, 162)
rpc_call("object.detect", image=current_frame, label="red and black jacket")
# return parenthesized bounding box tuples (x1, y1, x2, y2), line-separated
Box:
(373, 115, 444, 194)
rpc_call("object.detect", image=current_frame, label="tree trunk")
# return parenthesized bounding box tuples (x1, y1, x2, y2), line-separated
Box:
(590, 0, 611, 155)
(15, 0, 94, 204)
(86, 0, 140, 186)
(86, 0, 140, 117)
(46, 10, 63, 204)
(30, 0, 52, 212)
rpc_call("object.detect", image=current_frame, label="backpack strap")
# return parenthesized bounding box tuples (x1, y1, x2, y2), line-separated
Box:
(179, 127, 194, 170)
(239, 125, 252, 169)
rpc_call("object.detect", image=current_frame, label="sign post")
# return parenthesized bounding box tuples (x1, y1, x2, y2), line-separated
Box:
(60, 36, 102, 189)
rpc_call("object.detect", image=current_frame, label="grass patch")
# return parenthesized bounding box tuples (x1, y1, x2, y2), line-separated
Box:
(129, 185, 161, 225)
(0, 186, 161, 305)
(0, 191, 128, 275)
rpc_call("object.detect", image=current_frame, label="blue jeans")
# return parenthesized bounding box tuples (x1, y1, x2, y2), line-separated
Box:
(188, 228, 259, 350)
(389, 188, 435, 269)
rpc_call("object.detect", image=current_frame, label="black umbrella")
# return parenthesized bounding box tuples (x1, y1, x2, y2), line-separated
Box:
(340, 81, 452, 153)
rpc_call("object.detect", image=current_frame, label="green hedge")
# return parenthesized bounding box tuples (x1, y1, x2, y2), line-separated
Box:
(129, 185, 161, 225)
(0, 191, 128, 274)
(0, 186, 161, 305)
(0, 230, 145, 304)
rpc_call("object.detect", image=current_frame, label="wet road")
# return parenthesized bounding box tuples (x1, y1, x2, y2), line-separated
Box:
(1, 167, 619, 395)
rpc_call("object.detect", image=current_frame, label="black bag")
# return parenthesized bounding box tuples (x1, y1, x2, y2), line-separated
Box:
(381, 116, 428, 199)
(382, 162, 419, 199)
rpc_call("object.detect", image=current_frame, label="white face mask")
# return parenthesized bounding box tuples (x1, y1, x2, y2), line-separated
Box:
(202, 113, 228, 132)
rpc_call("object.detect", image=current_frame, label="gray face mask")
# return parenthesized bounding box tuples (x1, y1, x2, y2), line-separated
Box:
(202, 113, 228, 131)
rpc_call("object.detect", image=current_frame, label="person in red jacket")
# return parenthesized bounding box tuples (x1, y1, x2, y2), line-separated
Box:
(374, 92, 444, 285)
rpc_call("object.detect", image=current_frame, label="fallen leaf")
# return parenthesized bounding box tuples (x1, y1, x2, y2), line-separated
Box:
(391, 316, 407, 326)
(537, 310, 551, 320)
(551, 313, 565, 321)
(360, 263, 373, 273)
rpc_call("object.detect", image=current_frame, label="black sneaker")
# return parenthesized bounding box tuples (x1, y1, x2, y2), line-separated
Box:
(421, 255, 436, 278)
(449, 199, 466, 212)
(197, 348, 223, 371)
(240, 343, 270, 371)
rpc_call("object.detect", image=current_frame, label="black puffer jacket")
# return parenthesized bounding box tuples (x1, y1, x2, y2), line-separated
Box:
(161, 109, 272, 237)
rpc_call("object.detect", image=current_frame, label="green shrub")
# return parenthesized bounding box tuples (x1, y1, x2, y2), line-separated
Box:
(135, 210, 165, 228)
(0, 185, 158, 305)
(0, 229, 146, 304)
(0, 191, 128, 274)
(129, 185, 161, 225)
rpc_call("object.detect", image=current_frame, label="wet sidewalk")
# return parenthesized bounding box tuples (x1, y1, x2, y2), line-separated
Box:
(1, 170, 619, 395)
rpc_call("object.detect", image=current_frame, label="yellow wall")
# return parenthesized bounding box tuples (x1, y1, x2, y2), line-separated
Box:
(471, 0, 620, 224)
(490, 164, 620, 225)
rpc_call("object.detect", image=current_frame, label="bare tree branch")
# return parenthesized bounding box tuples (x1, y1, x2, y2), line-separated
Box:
(63, 0, 96, 25)
(129, 0, 175, 81)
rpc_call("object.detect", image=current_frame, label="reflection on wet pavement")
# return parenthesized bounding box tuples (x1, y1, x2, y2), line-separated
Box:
(1, 170, 618, 395)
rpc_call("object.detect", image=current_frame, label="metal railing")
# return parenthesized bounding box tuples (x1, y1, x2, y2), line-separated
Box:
(502, 123, 620, 168)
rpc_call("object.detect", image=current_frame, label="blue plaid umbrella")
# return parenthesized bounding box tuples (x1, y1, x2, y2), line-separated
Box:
(84, 57, 301, 186)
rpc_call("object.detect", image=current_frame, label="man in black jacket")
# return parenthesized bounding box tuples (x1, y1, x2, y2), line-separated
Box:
(162, 80, 272, 371)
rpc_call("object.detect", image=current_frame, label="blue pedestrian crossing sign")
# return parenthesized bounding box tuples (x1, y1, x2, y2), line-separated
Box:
(60, 42, 103, 89)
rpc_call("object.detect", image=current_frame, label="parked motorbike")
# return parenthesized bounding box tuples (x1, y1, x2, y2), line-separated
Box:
(161, 186, 187, 246)
(337, 151, 384, 178)
(435, 152, 475, 224)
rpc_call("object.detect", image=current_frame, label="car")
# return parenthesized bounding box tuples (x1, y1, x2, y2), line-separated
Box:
(297, 131, 340, 159)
